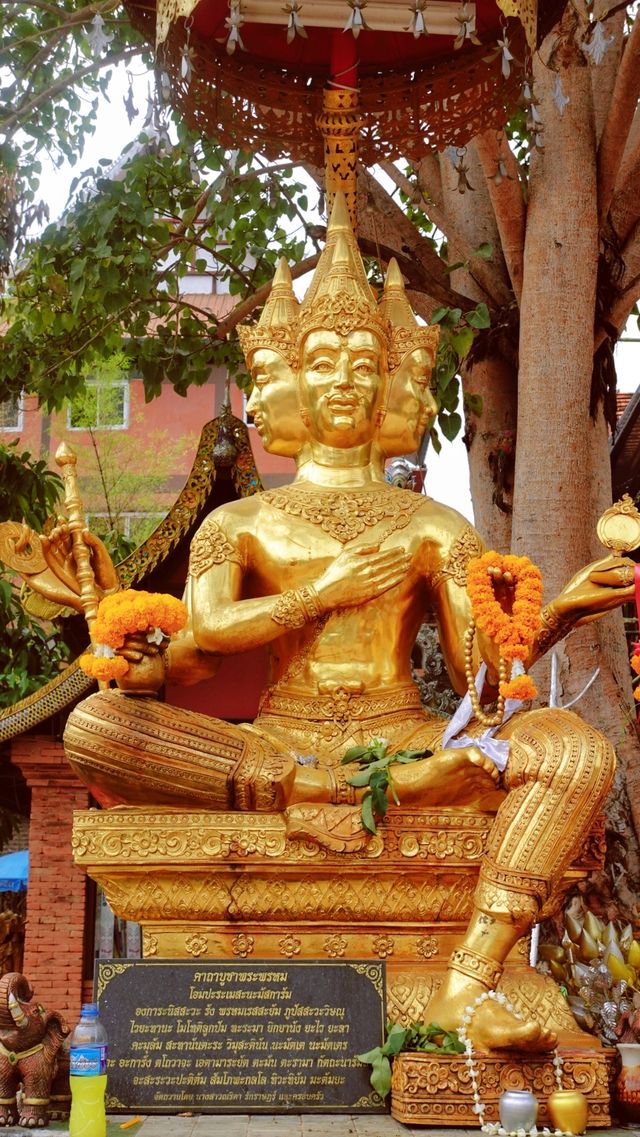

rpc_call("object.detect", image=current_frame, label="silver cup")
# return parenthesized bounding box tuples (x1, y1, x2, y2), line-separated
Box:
(498, 1089, 539, 1132)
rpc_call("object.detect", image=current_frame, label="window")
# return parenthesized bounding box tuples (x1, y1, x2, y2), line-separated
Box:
(67, 379, 129, 430)
(0, 394, 23, 431)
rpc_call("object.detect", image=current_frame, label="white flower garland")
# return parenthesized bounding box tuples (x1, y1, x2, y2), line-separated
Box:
(457, 989, 566, 1137)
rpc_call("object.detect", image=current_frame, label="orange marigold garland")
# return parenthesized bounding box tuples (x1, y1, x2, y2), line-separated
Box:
(79, 590, 187, 683)
(466, 551, 544, 716)
(631, 642, 640, 702)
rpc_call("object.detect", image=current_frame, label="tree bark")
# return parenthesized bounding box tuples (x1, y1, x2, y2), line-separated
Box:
(510, 31, 640, 908)
(472, 130, 526, 303)
(513, 40, 598, 592)
(598, 14, 640, 223)
(463, 354, 516, 551)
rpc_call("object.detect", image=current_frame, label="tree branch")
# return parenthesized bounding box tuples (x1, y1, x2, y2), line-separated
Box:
(357, 167, 476, 310)
(212, 254, 322, 339)
(380, 159, 512, 308)
(472, 129, 526, 305)
(5, 0, 121, 57)
(1, 45, 141, 137)
(415, 153, 444, 215)
(594, 279, 640, 352)
(598, 15, 640, 224)
(609, 130, 640, 247)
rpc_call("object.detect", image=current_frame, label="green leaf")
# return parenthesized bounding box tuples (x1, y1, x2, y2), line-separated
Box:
(370, 784, 389, 820)
(341, 745, 371, 764)
(450, 327, 475, 359)
(466, 303, 491, 329)
(369, 1055, 392, 1099)
(384, 1025, 409, 1055)
(439, 411, 462, 442)
(464, 393, 483, 416)
(443, 260, 465, 275)
(474, 242, 493, 259)
(357, 1046, 384, 1064)
(395, 748, 430, 762)
(346, 769, 376, 788)
(361, 793, 377, 835)
(431, 306, 462, 326)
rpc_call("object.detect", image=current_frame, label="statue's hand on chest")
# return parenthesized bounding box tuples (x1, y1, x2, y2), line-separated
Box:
(273, 540, 413, 613)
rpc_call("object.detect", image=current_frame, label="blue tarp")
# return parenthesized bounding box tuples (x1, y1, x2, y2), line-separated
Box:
(0, 849, 29, 891)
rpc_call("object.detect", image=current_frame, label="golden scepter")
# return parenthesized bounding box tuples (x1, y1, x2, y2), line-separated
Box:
(54, 441, 101, 628)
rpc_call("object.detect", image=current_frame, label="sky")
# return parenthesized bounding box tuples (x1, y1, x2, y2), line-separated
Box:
(38, 66, 639, 523)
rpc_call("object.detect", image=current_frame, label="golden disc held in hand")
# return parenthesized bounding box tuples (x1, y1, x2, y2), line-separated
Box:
(0, 521, 47, 574)
(596, 495, 640, 555)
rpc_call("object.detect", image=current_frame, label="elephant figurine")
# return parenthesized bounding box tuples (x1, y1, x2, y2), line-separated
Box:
(47, 1041, 71, 1121)
(0, 972, 69, 1128)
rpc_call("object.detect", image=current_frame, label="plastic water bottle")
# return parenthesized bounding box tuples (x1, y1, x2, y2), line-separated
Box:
(69, 1003, 108, 1137)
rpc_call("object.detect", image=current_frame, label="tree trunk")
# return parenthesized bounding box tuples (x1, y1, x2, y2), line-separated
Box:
(463, 354, 516, 551)
(512, 40, 640, 912)
(513, 35, 598, 593)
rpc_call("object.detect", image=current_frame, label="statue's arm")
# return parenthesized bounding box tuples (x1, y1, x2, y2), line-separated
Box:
(531, 555, 636, 660)
(187, 559, 309, 655)
(427, 511, 635, 682)
(175, 512, 413, 658)
(427, 519, 501, 695)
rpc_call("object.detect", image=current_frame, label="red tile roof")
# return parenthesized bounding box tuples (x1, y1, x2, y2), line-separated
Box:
(617, 392, 632, 420)
(146, 291, 236, 333)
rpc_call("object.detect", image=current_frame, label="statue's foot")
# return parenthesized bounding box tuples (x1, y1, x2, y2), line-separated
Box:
(392, 746, 504, 810)
(426, 983, 557, 1053)
(285, 803, 370, 852)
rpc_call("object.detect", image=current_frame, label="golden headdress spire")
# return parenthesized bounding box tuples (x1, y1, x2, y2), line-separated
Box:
(297, 196, 389, 348)
(380, 258, 440, 372)
(237, 257, 298, 368)
(237, 198, 438, 374)
(302, 192, 374, 312)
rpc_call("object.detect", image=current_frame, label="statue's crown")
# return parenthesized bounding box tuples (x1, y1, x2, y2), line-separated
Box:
(380, 258, 440, 372)
(238, 193, 439, 373)
(237, 257, 299, 368)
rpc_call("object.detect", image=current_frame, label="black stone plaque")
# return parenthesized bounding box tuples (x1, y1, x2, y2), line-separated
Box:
(95, 959, 386, 1114)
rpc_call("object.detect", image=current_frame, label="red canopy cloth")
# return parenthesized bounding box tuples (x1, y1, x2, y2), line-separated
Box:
(124, 0, 567, 161)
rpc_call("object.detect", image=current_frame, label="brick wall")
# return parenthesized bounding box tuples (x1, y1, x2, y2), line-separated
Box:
(10, 738, 90, 1027)
(2, 815, 29, 853)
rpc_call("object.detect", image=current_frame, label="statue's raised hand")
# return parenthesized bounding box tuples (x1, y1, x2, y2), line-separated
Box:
(554, 554, 635, 624)
(314, 542, 412, 610)
(41, 521, 118, 607)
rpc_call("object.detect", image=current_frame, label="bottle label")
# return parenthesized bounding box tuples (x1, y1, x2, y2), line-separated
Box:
(70, 1046, 108, 1076)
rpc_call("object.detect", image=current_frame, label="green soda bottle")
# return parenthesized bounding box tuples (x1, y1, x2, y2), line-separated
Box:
(69, 1003, 108, 1137)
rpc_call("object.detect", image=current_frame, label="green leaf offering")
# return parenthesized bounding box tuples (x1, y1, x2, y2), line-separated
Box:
(357, 1020, 464, 1099)
(342, 738, 431, 834)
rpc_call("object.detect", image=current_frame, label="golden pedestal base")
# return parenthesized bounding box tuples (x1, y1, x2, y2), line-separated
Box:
(72, 806, 611, 1124)
(391, 1049, 615, 1128)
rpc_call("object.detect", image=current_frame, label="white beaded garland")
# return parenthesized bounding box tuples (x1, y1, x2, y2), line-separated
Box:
(457, 989, 567, 1137)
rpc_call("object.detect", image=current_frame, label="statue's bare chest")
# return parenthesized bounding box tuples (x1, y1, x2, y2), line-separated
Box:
(257, 485, 426, 546)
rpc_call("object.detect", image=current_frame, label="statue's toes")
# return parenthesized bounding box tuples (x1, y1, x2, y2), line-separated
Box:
(511, 1021, 557, 1052)
(467, 747, 500, 781)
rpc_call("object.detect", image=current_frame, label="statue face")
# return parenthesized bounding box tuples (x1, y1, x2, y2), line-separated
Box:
(300, 329, 384, 448)
(246, 348, 307, 458)
(379, 347, 437, 457)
